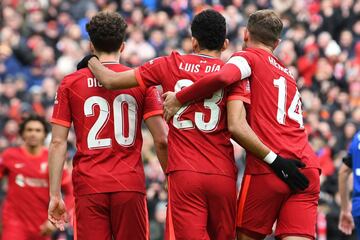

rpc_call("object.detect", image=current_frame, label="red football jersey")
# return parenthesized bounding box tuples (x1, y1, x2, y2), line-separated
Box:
(226, 48, 320, 174)
(52, 63, 163, 196)
(135, 51, 250, 179)
(0, 147, 72, 233)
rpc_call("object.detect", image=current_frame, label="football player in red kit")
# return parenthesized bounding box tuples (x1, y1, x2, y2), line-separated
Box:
(47, 12, 167, 240)
(163, 10, 321, 240)
(0, 115, 73, 240)
(80, 9, 308, 240)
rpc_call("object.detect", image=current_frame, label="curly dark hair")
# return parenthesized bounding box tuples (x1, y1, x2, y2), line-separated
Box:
(86, 11, 128, 53)
(191, 9, 227, 51)
(19, 115, 49, 136)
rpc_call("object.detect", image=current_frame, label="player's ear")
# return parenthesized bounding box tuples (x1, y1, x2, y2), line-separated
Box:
(89, 42, 95, 53)
(119, 42, 125, 53)
(191, 37, 199, 52)
(243, 28, 250, 42)
(221, 39, 229, 52)
(273, 39, 281, 51)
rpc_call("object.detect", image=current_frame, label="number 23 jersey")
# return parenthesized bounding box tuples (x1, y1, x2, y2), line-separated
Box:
(52, 63, 163, 196)
(135, 51, 250, 179)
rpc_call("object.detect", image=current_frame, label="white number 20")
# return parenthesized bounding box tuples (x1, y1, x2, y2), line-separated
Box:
(173, 79, 223, 132)
(273, 76, 304, 128)
(84, 94, 137, 149)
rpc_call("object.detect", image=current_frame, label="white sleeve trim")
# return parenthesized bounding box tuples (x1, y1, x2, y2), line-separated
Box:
(226, 56, 251, 79)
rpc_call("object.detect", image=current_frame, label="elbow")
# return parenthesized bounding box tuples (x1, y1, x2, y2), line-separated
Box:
(228, 120, 241, 136)
(217, 71, 233, 86)
(227, 123, 236, 136)
(154, 136, 168, 151)
(50, 137, 67, 148)
(101, 80, 115, 90)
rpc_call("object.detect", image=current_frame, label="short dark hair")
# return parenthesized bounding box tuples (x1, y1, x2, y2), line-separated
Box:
(191, 9, 226, 51)
(86, 11, 127, 53)
(19, 115, 49, 136)
(247, 10, 283, 47)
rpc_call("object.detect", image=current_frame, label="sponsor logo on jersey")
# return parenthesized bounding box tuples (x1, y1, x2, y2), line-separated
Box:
(14, 163, 25, 169)
(15, 174, 48, 188)
(40, 162, 48, 173)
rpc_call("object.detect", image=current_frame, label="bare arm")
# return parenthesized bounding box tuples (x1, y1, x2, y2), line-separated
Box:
(48, 124, 69, 230)
(227, 100, 270, 159)
(338, 162, 355, 235)
(88, 57, 139, 90)
(145, 116, 168, 173)
(339, 163, 353, 211)
(49, 124, 69, 198)
(227, 99, 309, 191)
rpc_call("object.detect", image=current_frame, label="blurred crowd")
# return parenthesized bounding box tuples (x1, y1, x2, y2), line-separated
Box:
(0, 0, 359, 239)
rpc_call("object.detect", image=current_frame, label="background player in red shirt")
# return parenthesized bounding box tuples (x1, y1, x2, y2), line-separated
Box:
(79, 9, 308, 239)
(47, 12, 168, 240)
(0, 115, 73, 240)
(163, 9, 321, 240)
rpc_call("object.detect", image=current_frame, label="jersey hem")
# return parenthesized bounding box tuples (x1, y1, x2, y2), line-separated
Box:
(227, 96, 251, 104)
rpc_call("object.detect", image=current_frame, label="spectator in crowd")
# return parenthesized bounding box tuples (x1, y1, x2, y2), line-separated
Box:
(0, 115, 73, 240)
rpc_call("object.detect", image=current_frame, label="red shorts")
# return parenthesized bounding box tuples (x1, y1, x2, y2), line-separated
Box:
(166, 171, 237, 240)
(2, 219, 49, 240)
(237, 168, 320, 239)
(74, 191, 148, 240)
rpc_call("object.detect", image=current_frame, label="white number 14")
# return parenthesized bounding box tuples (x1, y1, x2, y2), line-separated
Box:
(273, 76, 304, 128)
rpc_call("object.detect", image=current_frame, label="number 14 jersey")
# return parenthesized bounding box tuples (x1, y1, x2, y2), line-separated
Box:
(135, 51, 250, 180)
(227, 48, 320, 174)
(52, 63, 163, 196)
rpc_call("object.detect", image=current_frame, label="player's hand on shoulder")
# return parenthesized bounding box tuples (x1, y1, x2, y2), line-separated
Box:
(338, 210, 355, 235)
(269, 155, 309, 192)
(48, 196, 68, 231)
(162, 91, 181, 122)
(77, 54, 98, 70)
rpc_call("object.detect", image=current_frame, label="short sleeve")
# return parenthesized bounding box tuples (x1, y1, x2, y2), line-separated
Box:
(51, 78, 72, 128)
(225, 51, 253, 80)
(143, 87, 163, 120)
(226, 78, 251, 104)
(135, 57, 167, 88)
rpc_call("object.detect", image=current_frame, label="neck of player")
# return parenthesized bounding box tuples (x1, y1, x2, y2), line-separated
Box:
(24, 144, 43, 156)
(245, 41, 274, 54)
(95, 51, 120, 63)
(196, 49, 221, 58)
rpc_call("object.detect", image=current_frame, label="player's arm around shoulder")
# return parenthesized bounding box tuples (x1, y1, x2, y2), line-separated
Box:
(87, 57, 138, 90)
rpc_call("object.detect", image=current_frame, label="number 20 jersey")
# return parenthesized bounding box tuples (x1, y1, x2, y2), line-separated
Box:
(226, 48, 320, 174)
(52, 63, 163, 196)
(135, 51, 250, 180)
